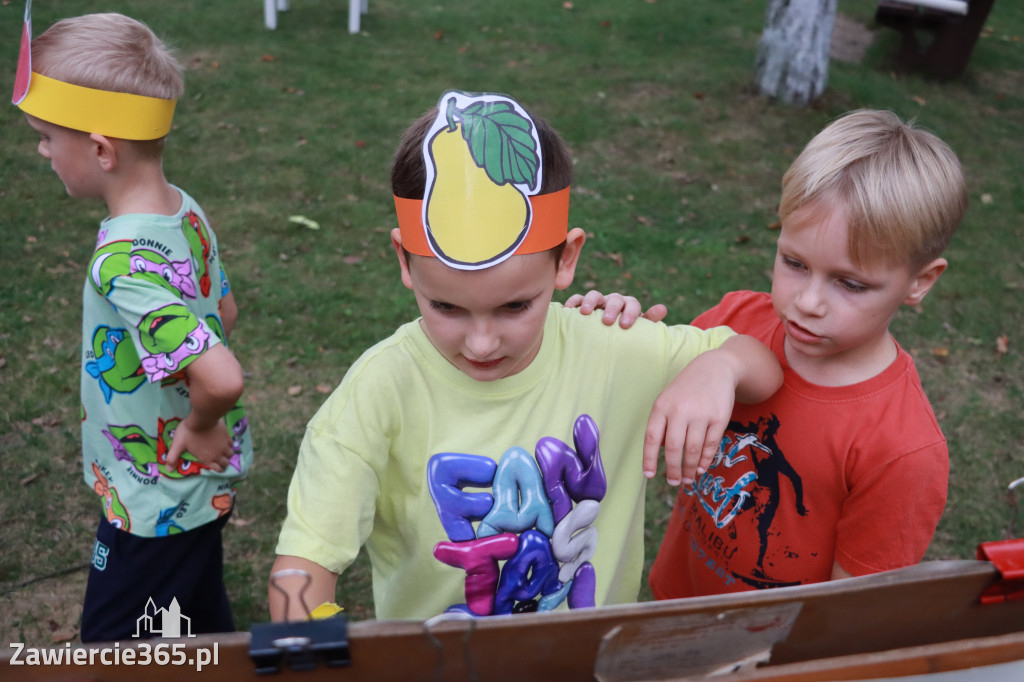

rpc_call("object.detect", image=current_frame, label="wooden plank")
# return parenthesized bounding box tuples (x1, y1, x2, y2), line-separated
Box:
(710, 631, 1024, 681)
(4, 560, 1024, 681)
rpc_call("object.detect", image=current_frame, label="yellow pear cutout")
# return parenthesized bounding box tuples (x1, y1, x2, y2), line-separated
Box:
(423, 93, 541, 268)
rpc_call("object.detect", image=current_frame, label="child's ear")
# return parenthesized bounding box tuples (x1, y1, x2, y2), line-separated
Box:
(391, 228, 414, 290)
(554, 227, 586, 290)
(89, 133, 118, 172)
(904, 257, 948, 306)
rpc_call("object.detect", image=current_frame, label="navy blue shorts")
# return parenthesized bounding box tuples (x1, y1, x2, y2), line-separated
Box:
(81, 514, 234, 643)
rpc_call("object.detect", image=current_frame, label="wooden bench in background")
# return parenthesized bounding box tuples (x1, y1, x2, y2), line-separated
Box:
(875, 0, 997, 78)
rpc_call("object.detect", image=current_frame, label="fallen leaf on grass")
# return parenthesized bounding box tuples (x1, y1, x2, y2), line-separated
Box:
(229, 516, 255, 527)
(996, 334, 1009, 356)
(981, 193, 993, 205)
(342, 255, 363, 265)
(32, 415, 61, 427)
(932, 347, 949, 358)
(288, 215, 320, 230)
(21, 472, 43, 486)
(316, 384, 333, 394)
(287, 385, 303, 397)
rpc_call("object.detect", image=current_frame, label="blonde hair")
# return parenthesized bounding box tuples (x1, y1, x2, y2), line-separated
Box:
(31, 13, 184, 101)
(779, 110, 967, 270)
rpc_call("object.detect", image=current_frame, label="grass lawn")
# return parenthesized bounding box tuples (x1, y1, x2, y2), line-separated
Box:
(1, 0, 1021, 646)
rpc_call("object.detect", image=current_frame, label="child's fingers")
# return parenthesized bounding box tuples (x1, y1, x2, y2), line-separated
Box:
(698, 421, 727, 477)
(642, 303, 668, 323)
(678, 434, 702, 485)
(601, 294, 631, 326)
(581, 290, 609, 309)
(165, 443, 181, 470)
(564, 293, 585, 310)
(642, 413, 666, 480)
(660, 421, 691, 487)
(679, 420, 725, 484)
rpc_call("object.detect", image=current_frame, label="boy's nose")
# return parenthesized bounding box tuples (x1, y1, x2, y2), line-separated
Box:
(465, 320, 499, 359)
(794, 281, 827, 316)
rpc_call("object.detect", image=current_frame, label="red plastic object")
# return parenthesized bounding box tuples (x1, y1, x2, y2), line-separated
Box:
(977, 538, 1024, 605)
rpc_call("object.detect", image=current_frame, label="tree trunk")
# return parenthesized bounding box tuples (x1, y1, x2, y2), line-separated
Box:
(753, 0, 838, 106)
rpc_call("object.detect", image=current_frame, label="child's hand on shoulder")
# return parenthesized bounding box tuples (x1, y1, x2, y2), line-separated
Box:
(565, 290, 668, 329)
(166, 414, 234, 473)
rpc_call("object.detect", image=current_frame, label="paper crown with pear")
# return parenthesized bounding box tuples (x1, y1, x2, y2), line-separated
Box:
(394, 90, 570, 270)
(12, 0, 177, 140)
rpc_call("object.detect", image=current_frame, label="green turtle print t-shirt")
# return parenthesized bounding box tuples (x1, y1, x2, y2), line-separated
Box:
(80, 186, 252, 538)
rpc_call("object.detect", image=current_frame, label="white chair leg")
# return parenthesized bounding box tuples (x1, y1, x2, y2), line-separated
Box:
(349, 0, 361, 33)
(264, 0, 277, 29)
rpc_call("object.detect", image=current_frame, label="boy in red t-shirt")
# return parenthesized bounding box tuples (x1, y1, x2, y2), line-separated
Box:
(575, 109, 968, 595)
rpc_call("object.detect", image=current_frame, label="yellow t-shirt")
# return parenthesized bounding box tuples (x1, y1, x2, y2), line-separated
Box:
(276, 303, 734, 619)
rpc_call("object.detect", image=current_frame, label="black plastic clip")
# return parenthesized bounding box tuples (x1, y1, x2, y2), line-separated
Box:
(249, 569, 351, 674)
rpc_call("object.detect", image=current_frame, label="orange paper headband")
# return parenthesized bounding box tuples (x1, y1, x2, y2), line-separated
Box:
(396, 91, 569, 270)
(395, 187, 570, 262)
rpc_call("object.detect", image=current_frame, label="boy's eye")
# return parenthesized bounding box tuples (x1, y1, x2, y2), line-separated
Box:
(781, 255, 805, 271)
(839, 279, 868, 293)
(429, 301, 457, 313)
(503, 301, 531, 313)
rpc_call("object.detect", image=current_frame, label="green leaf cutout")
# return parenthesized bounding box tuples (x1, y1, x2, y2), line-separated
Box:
(452, 100, 539, 189)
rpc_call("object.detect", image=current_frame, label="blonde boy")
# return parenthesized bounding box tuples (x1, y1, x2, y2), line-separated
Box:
(16, 12, 252, 640)
(646, 109, 968, 597)
(269, 91, 781, 620)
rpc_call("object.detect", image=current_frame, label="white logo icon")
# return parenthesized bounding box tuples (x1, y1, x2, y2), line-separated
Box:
(133, 597, 195, 638)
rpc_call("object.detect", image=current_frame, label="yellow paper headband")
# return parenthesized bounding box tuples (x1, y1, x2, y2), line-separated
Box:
(397, 90, 569, 270)
(17, 72, 176, 140)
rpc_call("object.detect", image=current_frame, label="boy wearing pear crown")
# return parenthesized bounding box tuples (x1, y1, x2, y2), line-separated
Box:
(269, 90, 782, 620)
(15, 8, 253, 641)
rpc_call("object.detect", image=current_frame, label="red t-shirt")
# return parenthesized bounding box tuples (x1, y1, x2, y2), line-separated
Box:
(648, 291, 948, 598)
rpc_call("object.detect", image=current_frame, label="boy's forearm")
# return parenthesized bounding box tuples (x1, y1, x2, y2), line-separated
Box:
(268, 556, 339, 621)
(185, 343, 244, 427)
(718, 335, 783, 404)
(220, 292, 239, 339)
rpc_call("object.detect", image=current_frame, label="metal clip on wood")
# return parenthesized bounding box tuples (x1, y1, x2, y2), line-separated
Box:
(423, 611, 478, 682)
(249, 569, 351, 674)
